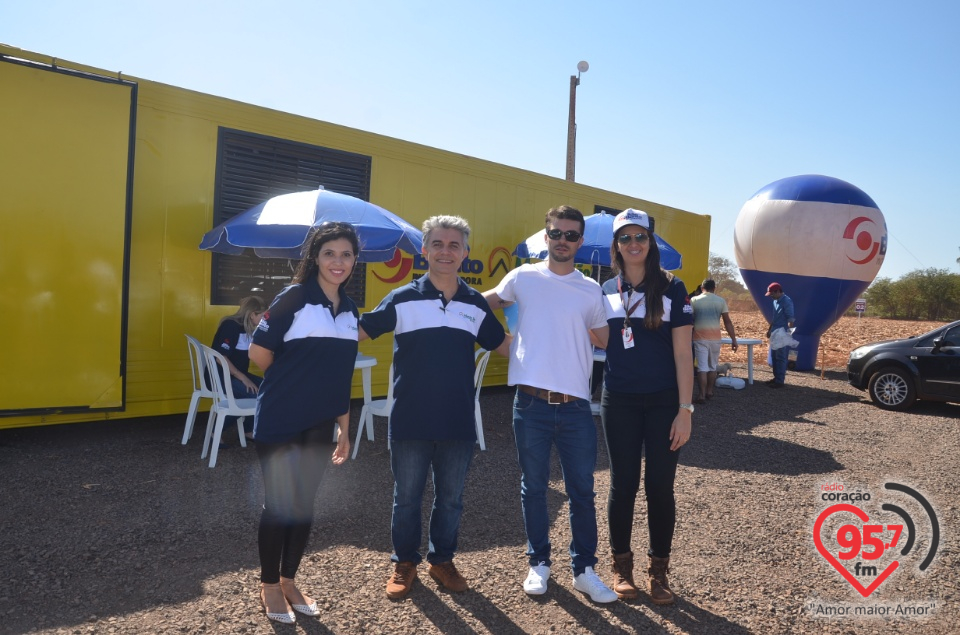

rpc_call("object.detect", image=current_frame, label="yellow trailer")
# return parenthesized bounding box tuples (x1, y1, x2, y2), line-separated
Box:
(0, 44, 711, 429)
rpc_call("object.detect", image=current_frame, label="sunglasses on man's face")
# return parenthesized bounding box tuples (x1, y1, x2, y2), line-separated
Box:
(617, 232, 651, 245)
(546, 228, 583, 242)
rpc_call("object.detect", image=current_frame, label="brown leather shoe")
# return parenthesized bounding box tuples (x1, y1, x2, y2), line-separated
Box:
(611, 551, 639, 599)
(647, 556, 675, 605)
(428, 560, 468, 592)
(386, 562, 418, 599)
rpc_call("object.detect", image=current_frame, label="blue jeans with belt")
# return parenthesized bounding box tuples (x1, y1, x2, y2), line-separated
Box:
(512, 390, 599, 576)
(390, 439, 476, 565)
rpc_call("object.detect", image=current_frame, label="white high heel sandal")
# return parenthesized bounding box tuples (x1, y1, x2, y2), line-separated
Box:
(280, 578, 319, 616)
(260, 583, 296, 624)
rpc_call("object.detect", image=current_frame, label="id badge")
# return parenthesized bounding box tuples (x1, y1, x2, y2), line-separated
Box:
(622, 326, 634, 349)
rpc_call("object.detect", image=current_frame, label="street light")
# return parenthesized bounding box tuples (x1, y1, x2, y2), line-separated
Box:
(565, 60, 589, 182)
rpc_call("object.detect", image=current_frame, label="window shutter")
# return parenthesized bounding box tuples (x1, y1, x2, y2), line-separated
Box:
(211, 129, 371, 306)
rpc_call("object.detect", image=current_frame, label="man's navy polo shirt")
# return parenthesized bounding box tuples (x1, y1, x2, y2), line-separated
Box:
(601, 274, 693, 395)
(360, 275, 505, 442)
(252, 278, 359, 443)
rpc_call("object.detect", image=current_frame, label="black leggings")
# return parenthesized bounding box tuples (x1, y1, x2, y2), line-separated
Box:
(256, 421, 336, 583)
(600, 387, 680, 559)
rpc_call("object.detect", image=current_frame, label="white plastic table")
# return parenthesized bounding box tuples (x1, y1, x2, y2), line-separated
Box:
(592, 338, 765, 389)
(723, 337, 763, 384)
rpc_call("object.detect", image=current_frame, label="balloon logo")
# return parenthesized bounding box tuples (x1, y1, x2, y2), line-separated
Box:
(843, 217, 885, 265)
(734, 175, 886, 370)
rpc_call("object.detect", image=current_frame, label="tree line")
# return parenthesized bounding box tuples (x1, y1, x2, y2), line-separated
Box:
(706, 253, 960, 321)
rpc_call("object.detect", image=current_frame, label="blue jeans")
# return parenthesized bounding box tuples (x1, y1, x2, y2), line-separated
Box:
(512, 390, 599, 576)
(390, 439, 475, 565)
(229, 373, 262, 433)
(772, 346, 788, 384)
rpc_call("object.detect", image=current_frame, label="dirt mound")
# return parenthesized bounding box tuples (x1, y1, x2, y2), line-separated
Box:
(722, 311, 947, 369)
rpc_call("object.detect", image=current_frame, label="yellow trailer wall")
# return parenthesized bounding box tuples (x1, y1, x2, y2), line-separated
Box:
(0, 57, 133, 417)
(0, 45, 710, 430)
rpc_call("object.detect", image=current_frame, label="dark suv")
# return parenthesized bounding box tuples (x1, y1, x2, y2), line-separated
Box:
(847, 319, 960, 410)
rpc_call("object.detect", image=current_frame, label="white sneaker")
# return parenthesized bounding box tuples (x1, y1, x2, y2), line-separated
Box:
(573, 566, 618, 603)
(523, 563, 551, 595)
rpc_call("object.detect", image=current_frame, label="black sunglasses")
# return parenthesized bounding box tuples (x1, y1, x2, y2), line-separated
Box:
(617, 232, 651, 245)
(546, 228, 583, 242)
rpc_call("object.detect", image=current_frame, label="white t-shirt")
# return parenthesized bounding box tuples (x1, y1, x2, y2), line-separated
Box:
(493, 262, 607, 400)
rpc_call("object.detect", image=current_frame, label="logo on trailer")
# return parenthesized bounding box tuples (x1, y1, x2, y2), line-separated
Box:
(488, 247, 512, 278)
(373, 249, 415, 283)
(373, 247, 514, 286)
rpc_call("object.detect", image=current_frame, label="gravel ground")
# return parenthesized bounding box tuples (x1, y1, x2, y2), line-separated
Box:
(1, 363, 957, 635)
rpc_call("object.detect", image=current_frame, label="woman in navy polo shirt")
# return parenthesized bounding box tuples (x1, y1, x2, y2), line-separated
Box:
(248, 222, 359, 624)
(599, 209, 694, 606)
(210, 295, 265, 438)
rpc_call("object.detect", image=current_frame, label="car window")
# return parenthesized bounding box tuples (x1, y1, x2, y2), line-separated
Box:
(917, 332, 939, 347)
(940, 326, 960, 347)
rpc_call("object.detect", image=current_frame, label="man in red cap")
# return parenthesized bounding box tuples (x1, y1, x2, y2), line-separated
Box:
(764, 283, 795, 387)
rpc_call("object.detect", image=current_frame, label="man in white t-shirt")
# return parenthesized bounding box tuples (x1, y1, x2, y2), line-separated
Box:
(483, 205, 617, 604)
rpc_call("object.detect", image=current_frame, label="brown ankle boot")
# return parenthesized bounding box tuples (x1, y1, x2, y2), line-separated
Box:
(610, 551, 639, 599)
(647, 556, 675, 605)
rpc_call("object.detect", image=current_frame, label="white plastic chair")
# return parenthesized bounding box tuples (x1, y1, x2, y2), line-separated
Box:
(352, 361, 394, 460)
(201, 345, 256, 468)
(474, 349, 492, 450)
(182, 335, 216, 445)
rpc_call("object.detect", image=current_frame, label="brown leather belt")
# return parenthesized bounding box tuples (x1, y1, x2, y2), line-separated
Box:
(518, 384, 578, 405)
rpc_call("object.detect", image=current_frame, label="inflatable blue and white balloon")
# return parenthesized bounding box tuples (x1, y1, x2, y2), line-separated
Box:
(734, 175, 887, 370)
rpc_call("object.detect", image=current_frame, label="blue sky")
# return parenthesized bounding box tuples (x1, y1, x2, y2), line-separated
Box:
(4, 1, 958, 281)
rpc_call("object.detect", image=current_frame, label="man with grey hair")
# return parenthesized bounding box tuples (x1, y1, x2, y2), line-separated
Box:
(360, 215, 511, 599)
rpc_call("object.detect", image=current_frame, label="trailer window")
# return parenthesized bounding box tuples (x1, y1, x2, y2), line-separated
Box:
(211, 128, 372, 307)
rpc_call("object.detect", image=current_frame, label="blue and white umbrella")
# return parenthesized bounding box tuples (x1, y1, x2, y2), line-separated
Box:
(199, 188, 422, 262)
(514, 210, 682, 271)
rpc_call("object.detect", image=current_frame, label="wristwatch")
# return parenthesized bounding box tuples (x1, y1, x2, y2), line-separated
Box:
(679, 403, 695, 414)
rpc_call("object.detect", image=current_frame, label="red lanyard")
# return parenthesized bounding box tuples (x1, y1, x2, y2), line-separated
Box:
(617, 277, 644, 326)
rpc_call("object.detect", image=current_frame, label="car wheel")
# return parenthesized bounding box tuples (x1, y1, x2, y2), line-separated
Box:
(867, 367, 916, 411)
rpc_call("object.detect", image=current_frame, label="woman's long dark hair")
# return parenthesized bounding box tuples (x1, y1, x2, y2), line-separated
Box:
(609, 225, 674, 330)
(293, 222, 360, 288)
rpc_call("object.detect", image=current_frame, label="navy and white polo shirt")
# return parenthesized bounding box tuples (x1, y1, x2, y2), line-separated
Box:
(602, 274, 693, 395)
(212, 319, 252, 374)
(252, 278, 359, 443)
(360, 275, 506, 442)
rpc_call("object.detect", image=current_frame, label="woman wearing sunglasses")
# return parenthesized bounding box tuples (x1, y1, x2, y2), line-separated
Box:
(599, 208, 694, 605)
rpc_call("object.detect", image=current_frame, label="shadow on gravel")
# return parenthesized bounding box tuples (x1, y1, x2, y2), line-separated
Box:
(0, 414, 267, 633)
(0, 390, 588, 633)
(411, 587, 532, 635)
(678, 369, 856, 476)
(2, 371, 911, 633)
(610, 595, 755, 635)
